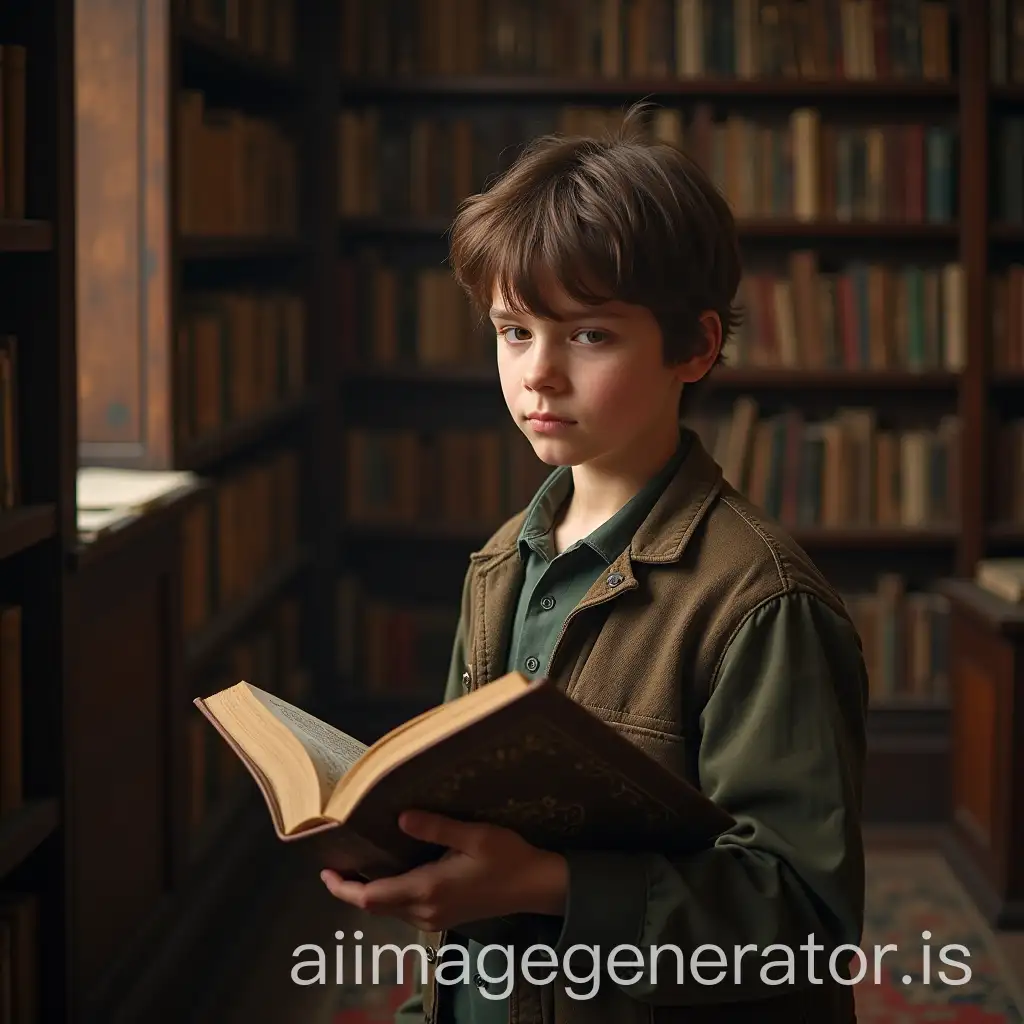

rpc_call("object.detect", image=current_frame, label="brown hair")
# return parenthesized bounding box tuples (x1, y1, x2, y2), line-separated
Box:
(447, 101, 742, 413)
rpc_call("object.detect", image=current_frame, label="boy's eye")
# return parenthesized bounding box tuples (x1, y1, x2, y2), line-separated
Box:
(498, 326, 531, 342)
(573, 329, 607, 344)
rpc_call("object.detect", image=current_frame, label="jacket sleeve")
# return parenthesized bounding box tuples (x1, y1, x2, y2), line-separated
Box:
(550, 590, 869, 1004)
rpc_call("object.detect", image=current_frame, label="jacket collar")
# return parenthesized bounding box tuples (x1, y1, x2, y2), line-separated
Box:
(470, 426, 723, 569)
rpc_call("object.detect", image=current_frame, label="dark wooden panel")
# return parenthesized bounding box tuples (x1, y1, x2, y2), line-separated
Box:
(941, 579, 1024, 928)
(67, 524, 177, 1002)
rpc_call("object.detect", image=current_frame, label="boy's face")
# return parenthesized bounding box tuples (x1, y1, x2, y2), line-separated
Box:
(489, 276, 716, 472)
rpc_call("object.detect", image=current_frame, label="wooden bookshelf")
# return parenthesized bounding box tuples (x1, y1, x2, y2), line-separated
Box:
(62, 1, 336, 1021)
(330, 0, 1011, 827)
(0, 0, 77, 1021)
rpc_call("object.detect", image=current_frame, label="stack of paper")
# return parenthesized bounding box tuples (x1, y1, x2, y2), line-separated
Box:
(76, 467, 198, 542)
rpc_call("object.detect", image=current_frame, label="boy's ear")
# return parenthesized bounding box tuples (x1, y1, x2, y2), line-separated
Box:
(674, 311, 723, 384)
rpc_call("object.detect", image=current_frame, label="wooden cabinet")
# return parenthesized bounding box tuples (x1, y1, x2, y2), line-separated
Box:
(940, 579, 1024, 928)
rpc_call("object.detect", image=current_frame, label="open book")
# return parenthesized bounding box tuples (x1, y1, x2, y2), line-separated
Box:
(193, 672, 734, 879)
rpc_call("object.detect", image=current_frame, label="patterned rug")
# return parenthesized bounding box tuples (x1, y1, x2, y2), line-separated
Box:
(331, 851, 1024, 1022)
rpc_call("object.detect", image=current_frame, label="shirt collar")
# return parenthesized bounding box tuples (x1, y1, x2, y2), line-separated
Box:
(515, 431, 692, 566)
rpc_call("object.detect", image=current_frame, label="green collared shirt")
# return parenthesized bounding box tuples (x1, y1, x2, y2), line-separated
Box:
(452, 435, 690, 1024)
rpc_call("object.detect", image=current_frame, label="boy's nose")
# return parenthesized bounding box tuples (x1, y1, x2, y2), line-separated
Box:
(521, 345, 563, 391)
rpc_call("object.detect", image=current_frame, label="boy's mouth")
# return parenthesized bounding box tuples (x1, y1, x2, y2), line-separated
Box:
(527, 412, 576, 423)
(526, 413, 577, 434)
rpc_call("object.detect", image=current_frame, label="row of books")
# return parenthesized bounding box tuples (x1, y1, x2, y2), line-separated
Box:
(181, 0, 296, 66)
(337, 255, 489, 368)
(998, 118, 1024, 225)
(337, 104, 958, 225)
(344, 427, 551, 529)
(186, 599, 308, 853)
(339, 0, 953, 82)
(994, 420, 1024, 526)
(729, 255, 965, 371)
(176, 290, 306, 444)
(181, 448, 300, 634)
(670, 111, 957, 225)
(0, 337, 18, 510)
(335, 250, 967, 373)
(990, 0, 1024, 85)
(177, 90, 299, 239)
(991, 266, 1024, 371)
(0, 892, 37, 1023)
(0, 45, 26, 219)
(843, 575, 949, 705)
(335, 574, 457, 694)
(690, 398, 961, 529)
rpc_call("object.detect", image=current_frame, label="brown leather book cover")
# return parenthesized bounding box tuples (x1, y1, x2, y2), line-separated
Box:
(194, 674, 734, 881)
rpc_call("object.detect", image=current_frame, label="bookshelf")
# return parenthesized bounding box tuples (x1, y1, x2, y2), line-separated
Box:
(67, 1, 335, 1021)
(0, 0, 76, 1021)
(329, 0, 1024, 825)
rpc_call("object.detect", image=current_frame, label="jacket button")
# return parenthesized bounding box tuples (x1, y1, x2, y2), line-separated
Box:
(474, 973, 486, 987)
(461, 670, 471, 691)
(607, 572, 624, 587)
(425, 945, 437, 963)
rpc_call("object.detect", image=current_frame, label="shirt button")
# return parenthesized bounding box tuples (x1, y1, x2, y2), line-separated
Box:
(540, 595, 555, 610)
(525, 655, 540, 672)
(461, 670, 471, 691)
(474, 973, 486, 988)
(607, 572, 624, 587)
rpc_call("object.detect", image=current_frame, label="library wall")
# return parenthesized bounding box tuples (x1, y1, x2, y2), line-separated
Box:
(333, 0, 984, 766)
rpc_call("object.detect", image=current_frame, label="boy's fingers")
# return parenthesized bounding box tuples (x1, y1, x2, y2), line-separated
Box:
(399, 809, 483, 853)
(320, 870, 365, 903)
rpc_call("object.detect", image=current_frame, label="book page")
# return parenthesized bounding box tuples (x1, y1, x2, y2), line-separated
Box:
(248, 689, 369, 807)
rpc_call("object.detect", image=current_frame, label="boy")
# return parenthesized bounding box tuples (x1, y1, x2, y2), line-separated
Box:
(322, 104, 868, 1023)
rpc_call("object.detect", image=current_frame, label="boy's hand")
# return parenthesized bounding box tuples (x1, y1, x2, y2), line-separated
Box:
(319, 809, 568, 931)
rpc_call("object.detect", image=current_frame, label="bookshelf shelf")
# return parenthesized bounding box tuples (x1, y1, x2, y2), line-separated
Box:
(337, 216, 960, 242)
(0, 799, 60, 882)
(178, 22, 300, 96)
(339, 75, 959, 102)
(711, 370, 960, 390)
(0, 220, 53, 252)
(341, 366, 962, 392)
(177, 236, 305, 260)
(176, 393, 311, 471)
(992, 372, 1024, 387)
(343, 364, 498, 385)
(990, 84, 1024, 103)
(988, 523, 1024, 543)
(0, 505, 57, 560)
(990, 223, 1024, 243)
(184, 547, 310, 672)
(340, 522, 960, 549)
